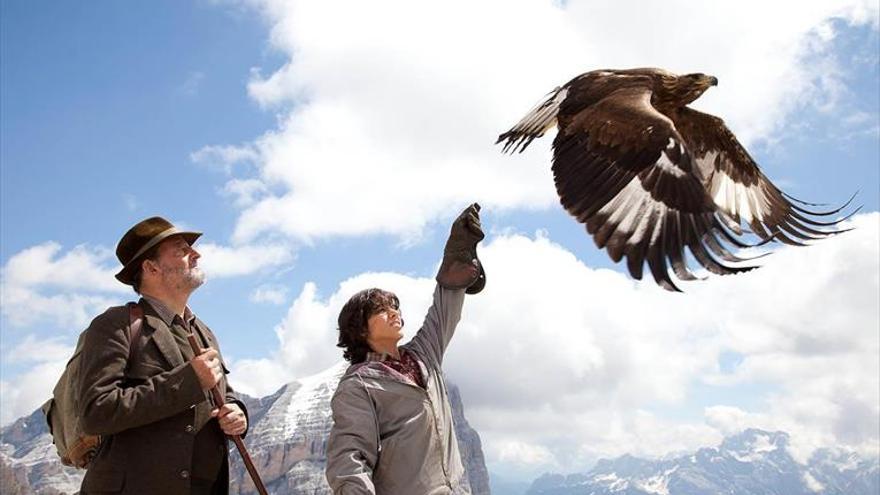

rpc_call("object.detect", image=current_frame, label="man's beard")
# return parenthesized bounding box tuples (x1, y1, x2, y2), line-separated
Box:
(185, 267, 206, 289)
(161, 265, 206, 290)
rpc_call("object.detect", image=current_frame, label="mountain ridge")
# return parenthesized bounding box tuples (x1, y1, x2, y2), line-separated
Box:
(525, 428, 879, 495)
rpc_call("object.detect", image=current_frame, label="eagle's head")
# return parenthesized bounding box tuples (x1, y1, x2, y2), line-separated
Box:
(676, 72, 718, 104)
(653, 71, 718, 108)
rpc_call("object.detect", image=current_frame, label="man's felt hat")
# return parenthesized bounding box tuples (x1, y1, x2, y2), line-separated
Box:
(115, 216, 202, 285)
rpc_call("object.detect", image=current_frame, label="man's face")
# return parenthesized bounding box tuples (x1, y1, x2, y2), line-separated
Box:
(151, 236, 205, 292)
(366, 303, 404, 346)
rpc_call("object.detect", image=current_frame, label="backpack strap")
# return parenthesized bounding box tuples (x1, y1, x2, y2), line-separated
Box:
(126, 302, 144, 370)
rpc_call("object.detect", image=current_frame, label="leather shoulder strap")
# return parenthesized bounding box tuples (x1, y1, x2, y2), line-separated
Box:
(126, 302, 144, 366)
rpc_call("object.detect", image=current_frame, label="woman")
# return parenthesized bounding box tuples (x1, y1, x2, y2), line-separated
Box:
(326, 204, 485, 495)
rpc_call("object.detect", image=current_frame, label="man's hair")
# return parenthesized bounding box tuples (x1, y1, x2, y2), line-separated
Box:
(130, 244, 161, 295)
(337, 288, 400, 364)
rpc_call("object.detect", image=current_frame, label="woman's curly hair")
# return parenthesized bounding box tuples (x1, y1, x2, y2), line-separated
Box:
(337, 288, 401, 364)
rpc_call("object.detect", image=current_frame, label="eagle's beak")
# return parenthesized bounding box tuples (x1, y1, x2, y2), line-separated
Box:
(708, 76, 718, 87)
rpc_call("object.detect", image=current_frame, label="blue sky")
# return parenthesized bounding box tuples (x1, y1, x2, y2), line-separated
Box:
(2, 0, 878, 482)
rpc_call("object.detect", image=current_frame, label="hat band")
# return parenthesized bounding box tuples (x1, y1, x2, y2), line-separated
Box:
(127, 227, 182, 264)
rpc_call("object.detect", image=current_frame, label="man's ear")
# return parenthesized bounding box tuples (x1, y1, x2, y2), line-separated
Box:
(142, 258, 158, 275)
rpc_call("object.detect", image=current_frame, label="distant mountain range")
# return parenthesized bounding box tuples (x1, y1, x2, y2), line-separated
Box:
(525, 429, 879, 495)
(0, 362, 490, 494)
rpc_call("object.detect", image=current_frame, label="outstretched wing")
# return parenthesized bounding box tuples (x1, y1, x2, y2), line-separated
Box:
(497, 85, 568, 154)
(673, 107, 856, 245)
(553, 85, 756, 291)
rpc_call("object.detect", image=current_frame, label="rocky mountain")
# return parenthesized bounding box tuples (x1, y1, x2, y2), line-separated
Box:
(0, 408, 82, 494)
(527, 429, 879, 495)
(0, 362, 491, 494)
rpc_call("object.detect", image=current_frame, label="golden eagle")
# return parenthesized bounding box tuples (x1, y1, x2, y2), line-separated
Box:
(497, 68, 855, 291)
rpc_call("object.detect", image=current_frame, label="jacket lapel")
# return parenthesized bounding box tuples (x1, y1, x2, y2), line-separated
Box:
(191, 318, 228, 396)
(191, 318, 214, 351)
(143, 314, 185, 368)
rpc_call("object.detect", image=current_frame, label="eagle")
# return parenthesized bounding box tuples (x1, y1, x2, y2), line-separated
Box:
(497, 68, 854, 291)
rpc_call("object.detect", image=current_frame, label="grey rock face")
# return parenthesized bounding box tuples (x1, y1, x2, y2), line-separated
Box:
(526, 428, 879, 495)
(0, 363, 491, 495)
(449, 383, 491, 495)
(0, 409, 83, 494)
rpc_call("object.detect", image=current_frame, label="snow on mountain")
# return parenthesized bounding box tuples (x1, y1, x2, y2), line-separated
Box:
(0, 408, 83, 494)
(525, 428, 879, 495)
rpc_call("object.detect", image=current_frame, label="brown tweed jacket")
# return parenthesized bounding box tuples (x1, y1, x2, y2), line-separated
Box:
(75, 299, 246, 494)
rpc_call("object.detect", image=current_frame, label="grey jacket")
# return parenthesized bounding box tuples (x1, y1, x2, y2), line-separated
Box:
(326, 286, 470, 495)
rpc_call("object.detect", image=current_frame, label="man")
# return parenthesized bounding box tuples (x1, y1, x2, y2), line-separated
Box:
(76, 216, 247, 494)
(326, 203, 485, 494)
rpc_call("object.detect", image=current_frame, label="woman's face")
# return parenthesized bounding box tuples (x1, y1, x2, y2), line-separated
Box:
(366, 304, 404, 348)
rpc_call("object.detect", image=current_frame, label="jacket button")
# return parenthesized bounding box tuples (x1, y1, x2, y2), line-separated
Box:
(185, 425, 194, 433)
(180, 469, 190, 479)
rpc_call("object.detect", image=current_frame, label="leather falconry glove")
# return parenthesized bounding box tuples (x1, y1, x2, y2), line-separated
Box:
(436, 203, 486, 294)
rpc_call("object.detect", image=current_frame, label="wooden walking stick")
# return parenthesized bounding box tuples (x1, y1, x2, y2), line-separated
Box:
(187, 334, 269, 495)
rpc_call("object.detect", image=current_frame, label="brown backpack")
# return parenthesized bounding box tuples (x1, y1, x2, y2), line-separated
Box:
(41, 303, 143, 468)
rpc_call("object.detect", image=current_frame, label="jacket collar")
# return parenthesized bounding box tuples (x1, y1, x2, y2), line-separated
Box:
(347, 347, 428, 390)
(138, 297, 188, 367)
(141, 294, 195, 328)
(364, 350, 401, 363)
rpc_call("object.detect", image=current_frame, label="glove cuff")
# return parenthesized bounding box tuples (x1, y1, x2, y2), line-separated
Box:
(436, 251, 485, 294)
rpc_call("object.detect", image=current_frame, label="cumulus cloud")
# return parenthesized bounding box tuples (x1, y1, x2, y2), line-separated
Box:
(495, 441, 557, 469)
(190, 143, 260, 174)
(2, 242, 124, 293)
(249, 284, 290, 305)
(0, 239, 294, 330)
(230, 213, 879, 473)
(0, 242, 127, 328)
(196, 242, 295, 278)
(0, 336, 74, 425)
(221, 178, 270, 207)
(205, 0, 878, 244)
(226, 357, 294, 398)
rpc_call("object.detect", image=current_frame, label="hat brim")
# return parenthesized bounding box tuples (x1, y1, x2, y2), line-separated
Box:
(115, 231, 202, 285)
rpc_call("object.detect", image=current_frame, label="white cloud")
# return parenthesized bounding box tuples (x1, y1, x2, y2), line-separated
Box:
(0, 239, 295, 330)
(207, 0, 877, 244)
(178, 70, 205, 96)
(495, 440, 557, 468)
(230, 213, 879, 474)
(2, 242, 124, 294)
(705, 406, 767, 437)
(226, 356, 294, 398)
(249, 284, 289, 305)
(0, 242, 128, 328)
(190, 143, 260, 174)
(3, 335, 74, 365)
(196, 242, 295, 278)
(221, 178, 270, 207)
(0, 336, 74, 425)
